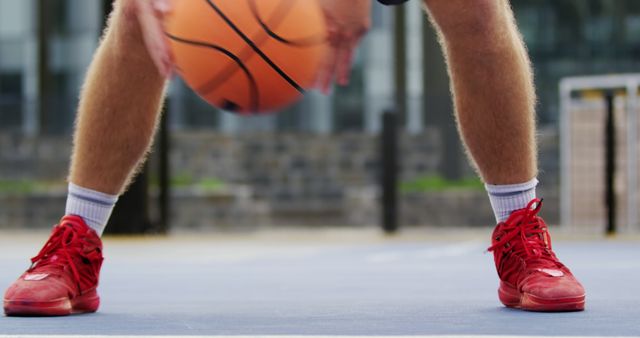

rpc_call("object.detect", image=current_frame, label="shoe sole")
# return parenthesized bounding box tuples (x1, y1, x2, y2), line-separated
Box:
(498, 283, 585, 312)
(3, 290, 99, 316)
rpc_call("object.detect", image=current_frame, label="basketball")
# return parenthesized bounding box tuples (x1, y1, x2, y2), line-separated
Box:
(165, 0, 327, 114)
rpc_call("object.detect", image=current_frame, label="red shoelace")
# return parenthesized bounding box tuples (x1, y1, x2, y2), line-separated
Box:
(487, 199, 566, 283)
(28, 221, 89, 294)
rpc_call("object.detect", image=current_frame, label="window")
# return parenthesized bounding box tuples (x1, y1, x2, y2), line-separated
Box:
(0, 73, 23, 131)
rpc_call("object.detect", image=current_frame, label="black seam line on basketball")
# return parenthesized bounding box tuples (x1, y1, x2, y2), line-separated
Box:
(248, 0, 325, 47)
(204, 0, 305, 94)
(167, 33, 259, 112)
(167, 34, 259, 111)
(196, 0, 293, 96)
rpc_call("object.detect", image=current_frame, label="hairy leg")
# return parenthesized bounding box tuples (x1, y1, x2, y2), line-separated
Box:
(69, 0, 167, 195)
(423, 0, 537, 185)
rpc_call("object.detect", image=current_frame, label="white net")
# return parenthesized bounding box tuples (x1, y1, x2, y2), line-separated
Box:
(560, 74, 640, 233)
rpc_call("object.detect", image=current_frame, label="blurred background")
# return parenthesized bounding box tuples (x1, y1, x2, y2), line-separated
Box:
(1, 0, 639, 234)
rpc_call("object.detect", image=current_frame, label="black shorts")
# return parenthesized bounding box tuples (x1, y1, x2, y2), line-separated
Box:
(377, 0, 410, 5)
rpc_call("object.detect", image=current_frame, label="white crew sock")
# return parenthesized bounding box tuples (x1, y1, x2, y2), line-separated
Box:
(485, 178, 538, 223)
(65, 183, 118, 236)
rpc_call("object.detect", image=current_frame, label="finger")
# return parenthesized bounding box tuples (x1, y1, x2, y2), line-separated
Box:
(337, 24, 369, 85)
(154, 0, 176, 73)
(137, 1, 173, 76)
(336, 44, 355, 86)
(141, 24, 172, 76)
(152, 0, 173, 15)
(316, 44, 340, 94)
(317, 23, 348, 93)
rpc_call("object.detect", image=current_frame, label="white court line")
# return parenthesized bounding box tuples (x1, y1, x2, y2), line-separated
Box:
(0, 336, 632, 338)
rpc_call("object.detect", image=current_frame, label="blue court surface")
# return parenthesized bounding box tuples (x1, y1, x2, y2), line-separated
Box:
(0, 228, 638, 338)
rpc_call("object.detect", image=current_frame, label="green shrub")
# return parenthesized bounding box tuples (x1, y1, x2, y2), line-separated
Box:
(400, 175, 483, 193)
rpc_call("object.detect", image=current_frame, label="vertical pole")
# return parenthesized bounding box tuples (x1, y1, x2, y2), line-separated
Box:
(379, 3, 406, 234)
(625, 81, 638, 232)
(37, 0, 53, 134)
(101, 0, 151, 234)
(382, 111, 399, 234)
(394, 5, 407, 125)
(106, 170, 152, 234)
(158, 103, 170, 234)
(559, 80, 573, 229)
(604, 91, 616, 235)
(103, 0, 114, 22)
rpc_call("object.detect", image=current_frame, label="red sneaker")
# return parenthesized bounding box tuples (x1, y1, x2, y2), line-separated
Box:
(488, 199, 585, 312)
(3, 215, 104, 316)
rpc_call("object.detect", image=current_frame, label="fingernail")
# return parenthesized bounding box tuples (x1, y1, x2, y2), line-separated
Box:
(154, 0, 171, 12)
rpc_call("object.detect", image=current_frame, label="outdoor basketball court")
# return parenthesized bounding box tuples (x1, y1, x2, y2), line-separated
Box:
(0, 228, 638, 338)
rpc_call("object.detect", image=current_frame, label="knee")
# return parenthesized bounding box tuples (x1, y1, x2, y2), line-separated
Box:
(425, 0, 507, 41)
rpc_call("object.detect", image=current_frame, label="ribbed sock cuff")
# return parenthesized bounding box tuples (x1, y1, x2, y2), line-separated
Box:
(65, 183, 118, 236)
(485, 178, 538, 223)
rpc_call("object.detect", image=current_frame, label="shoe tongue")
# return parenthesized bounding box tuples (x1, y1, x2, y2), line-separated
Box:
(524, 230, 544, 243)
(60, 220, 84, 233)
(521, 218, 546, 242)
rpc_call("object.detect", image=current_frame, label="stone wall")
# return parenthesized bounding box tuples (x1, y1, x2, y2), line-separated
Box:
(0, 134, 72, 180)
(167, 130, 443, 200)
(0, 128, 560, 229)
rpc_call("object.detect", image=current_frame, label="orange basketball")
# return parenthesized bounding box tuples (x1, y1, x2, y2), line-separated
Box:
(166, 0, 327, 114)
